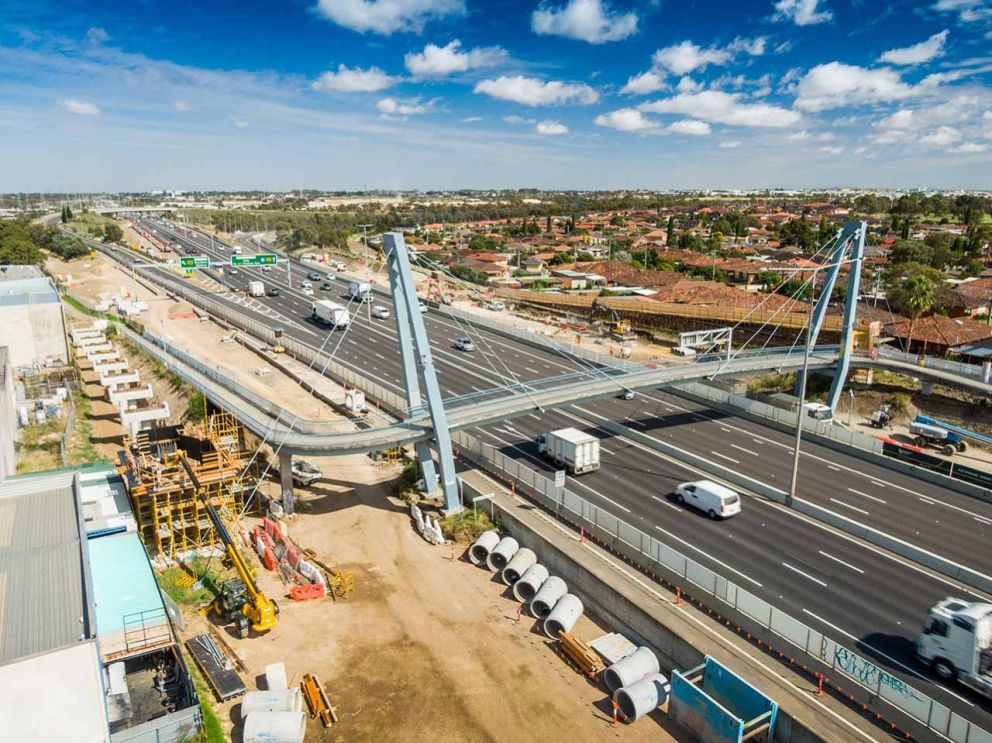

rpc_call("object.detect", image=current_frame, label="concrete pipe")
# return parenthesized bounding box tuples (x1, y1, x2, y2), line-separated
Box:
(469, 530, 500, 566)
(530, 576, 568, 619)
(486, 536, 519, 572)
(613, 673, 671, 723)
(543, 593, 584, 638)
(603, 647, 660, 693)
(512, 563, 549, 602)
(501, 548, 537, 586)
(240, 689, 304, 720)
(242, 711, 306, 743)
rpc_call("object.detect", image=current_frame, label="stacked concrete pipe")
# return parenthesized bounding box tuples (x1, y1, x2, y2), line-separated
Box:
(530, 575, 568, 619)
(501, 548, 537, 585)
(512, 563, 549, 602)
(603, 647, 660, 693)
(613, 673, 670, 723)
(469, 530, 500, 566)
(543, 593, 584, 638)
(486, 536, 519, 571)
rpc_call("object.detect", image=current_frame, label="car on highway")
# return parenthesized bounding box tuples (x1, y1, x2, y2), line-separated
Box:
(674, 480, 741, 519)
(229, 268, 239, 275)
(371, 306, 390, 320)
(320, 282, 333, 291)
(261, 265, 273, 272)
(302, 286, 314, 296)
(418, 302, 428, 313)
(619, 389, 635, 400)
(267, 288, 280, 297)
(325, 272, 336, 280)
(308, 271, 321, 281)
(454, 336, 475, 352)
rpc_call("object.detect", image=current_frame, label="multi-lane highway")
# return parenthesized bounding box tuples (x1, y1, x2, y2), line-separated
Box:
(133, 219, 992, 728)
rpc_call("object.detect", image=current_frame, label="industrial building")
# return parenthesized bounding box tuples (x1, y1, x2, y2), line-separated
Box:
(0, 265, 69, 369)
(0, 349, 15, 480)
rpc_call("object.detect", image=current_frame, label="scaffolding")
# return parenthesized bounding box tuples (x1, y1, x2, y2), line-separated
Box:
(120, 412, 257, 562)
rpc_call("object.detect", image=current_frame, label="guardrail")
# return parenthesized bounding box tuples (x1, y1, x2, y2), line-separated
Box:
(451, 429, 992, 743)
(876, 346, 987, 381)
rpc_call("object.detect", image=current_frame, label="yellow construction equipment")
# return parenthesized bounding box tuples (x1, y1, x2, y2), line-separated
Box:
(178, 453, 278, 637)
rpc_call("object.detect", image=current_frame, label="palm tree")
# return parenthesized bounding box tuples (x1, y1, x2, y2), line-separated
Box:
(891, 273, 936, 352)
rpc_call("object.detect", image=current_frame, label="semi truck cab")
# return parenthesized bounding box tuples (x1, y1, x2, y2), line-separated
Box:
(918, 598, 992, 698)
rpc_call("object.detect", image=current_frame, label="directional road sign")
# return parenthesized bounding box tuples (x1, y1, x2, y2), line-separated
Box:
(180, 255, 210, 270)
(230, 253, 278, 267)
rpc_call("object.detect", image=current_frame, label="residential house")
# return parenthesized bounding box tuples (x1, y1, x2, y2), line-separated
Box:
(883, 314, 992, 355)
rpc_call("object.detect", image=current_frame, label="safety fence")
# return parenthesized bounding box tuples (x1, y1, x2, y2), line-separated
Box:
(876, 346, 989, 382)
(451, 429, 992, 743)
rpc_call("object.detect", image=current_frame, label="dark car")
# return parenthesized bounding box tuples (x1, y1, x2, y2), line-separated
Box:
(320, 282, 333, 291)
(267, 287, 280, 297)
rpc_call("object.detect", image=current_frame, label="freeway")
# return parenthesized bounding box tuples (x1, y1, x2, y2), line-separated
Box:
(131, 219, 992, 728)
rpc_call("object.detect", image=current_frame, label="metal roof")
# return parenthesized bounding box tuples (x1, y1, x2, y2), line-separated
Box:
(0, 470, 95, 665)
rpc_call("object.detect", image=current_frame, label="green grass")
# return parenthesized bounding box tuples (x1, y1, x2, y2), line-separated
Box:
(61, 293, 119, 323)
(157, 556, 223, 606)
(747, 371, 796, 393)
(15, 390, 103, 473)
(184, 649, 228, 743)
(440, 509, 495, 543)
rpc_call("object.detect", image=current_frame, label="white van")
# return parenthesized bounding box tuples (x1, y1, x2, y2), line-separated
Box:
(674, 480, 741, 519)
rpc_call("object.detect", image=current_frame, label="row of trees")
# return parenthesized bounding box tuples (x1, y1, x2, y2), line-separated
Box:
(0, 219, 90, 264)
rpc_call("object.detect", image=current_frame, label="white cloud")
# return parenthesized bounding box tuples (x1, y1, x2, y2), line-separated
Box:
(61, 98, 100, 116)
(920, 125, 962, 147)
(404, 40, 507, 77)
(621, 70, 667, 95)
(815, 132, 835, 141)
(172, 101, 191, 112)
(874, 96, 980, 132)
(677, 76, 703, 93)
(232, 120, 249, 128)
(653, 41, 732, 75)
(531, 0, 638, 44)
(503, 115, 531, 124)
(668, 119, 711, 136)
(594, 108, 659, 132)
(640, 90, 802, 128)
(474, 75, 599, 106)
(314, 0, 465, 34)
(787, 130, 810, 140)
(878, 30, 949, 66)
(719, 140, 743, 148)
(536, 120, 569, 135)
(86, 27, 109, 45)
(950, 142, 988, 153)
(932, 0, 992, 23)
(794, 62, 922, 111)
(818, 145, 844, 154)
(854, 145, 869, 155)
(727, 36, 767, 56)
(377, 97, 430, 115)
(312, 64, 398, 92)
(772, 0, 833, 26)
(460, 115, 483, 123)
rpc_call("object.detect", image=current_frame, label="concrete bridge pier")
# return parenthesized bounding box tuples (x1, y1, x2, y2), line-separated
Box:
(921, 380, 934, 396)
(279, 451, 295, 515)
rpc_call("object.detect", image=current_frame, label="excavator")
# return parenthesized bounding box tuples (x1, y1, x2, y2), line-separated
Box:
(178, 454, 279, 638)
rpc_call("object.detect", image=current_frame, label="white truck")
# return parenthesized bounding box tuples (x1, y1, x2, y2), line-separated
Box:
(248, 280, 264, 297)
(918, 598, 992, 698)
(311, 299, 350, 328)
(349, 280, 373, 303)
(536, 428, 600, 475)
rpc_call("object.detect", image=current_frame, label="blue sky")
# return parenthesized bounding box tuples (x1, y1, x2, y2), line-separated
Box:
(2, 0, 991, 192)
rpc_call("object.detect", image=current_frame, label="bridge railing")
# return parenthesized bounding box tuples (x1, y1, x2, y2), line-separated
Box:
(873, 346, 985, 380)
(452, 429, 992, 743)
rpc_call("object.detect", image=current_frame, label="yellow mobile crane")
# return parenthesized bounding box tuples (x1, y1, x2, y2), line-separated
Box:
(178, 454, 278, 637)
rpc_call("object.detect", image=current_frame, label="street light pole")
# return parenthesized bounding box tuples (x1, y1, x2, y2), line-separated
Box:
(358, 223, 373, 321)
(787, 268, 818, 508)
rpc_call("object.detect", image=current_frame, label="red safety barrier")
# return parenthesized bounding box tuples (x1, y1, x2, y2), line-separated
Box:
(290, 583, 325, 601)
(263, 546, 276, 571)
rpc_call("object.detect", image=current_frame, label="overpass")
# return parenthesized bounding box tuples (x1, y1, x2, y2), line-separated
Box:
(94, 206, 176, 216)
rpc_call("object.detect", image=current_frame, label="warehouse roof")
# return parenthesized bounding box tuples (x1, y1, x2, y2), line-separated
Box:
(0, 469, 95, 665)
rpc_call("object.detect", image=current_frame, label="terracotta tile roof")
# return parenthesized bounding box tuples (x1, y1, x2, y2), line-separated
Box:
(883, 314, 992, 347)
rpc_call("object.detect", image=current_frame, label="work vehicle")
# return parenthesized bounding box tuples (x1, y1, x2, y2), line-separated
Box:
(536, 428, 600, 474)
(909, 421, 963, 456)
(371, 305, 390, 320)
(675, 480, 741, 519)
(311, 299, 350, 328)
(917, 598, 992, 698)
(349, 280, 373, 303)
(248, 280, 264, 297)
(334, 261, 347, 271)
(454, 336, 475, 352)
(482, 299, 505, 312)
(272, 458, 323, 487)
(910, 414, 978, 454)
(178, 453, 277, 638)
(266, 287, 280, 297)
(869, 403, 892, 429)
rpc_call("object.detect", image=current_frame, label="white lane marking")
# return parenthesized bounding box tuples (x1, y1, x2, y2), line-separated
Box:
(525, 366, 541, 374)
(653, 524, 763, 588)
(752, 438, 765, 445)
(625, 417, 645, 427)
(652, 495, 682, 512)
(870, 480, 887, 489)
(710, 451, 739, 464)
(829, 498, 869, 515)
(730, 444, 759, 457)
(720, 427, 732, 433)
(977, 517, 991, 525)
(600, 445, 616, 456)
(817, 550, 864, 574)
(781, 561, 827, 587)
(529, 414, 541, 421)
(801, 609, 975, 707)
(374, 353, 385, 361)
(919, 497, 935, 505)
(828, 465, 840, 472)
(847, 488, 887, 504)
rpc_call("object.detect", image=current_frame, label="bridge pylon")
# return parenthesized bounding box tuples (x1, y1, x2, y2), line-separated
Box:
(383, 232, 462, 514)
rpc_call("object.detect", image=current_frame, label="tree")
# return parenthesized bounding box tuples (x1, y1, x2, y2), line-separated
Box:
(666, 216, 675, 245)
(889, 272, 936, 352)
(65, 205, 73, 221)
(103, 223, 124, 243)
(778, 218, 816, 250)
(889, 239, 931, 266)
(545, 215, 552, 234)
(60, 205, 68, 224)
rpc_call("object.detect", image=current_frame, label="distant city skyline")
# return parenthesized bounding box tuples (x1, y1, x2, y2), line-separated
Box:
(1, 0, 991, 191)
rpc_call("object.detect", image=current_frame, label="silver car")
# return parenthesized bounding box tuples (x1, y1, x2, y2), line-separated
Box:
(454, 336, 475, 352)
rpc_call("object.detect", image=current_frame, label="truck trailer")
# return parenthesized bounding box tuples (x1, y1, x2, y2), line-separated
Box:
(248, 280, 264, 297)
(536, 428, 600, 475)
(349, 281, 373, 303)
(310, 300, 350, 328)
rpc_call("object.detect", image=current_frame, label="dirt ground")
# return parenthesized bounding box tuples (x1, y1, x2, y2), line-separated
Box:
(188, 453, 684, 743)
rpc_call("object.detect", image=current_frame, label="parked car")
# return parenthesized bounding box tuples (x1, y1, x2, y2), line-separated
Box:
(454, 336, 475, 352)
(674, 480, 741, 519)
(371, 305, 390, 320)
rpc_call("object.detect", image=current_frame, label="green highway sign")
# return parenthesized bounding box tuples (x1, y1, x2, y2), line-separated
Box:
(180, 255, 210, 270)
(230, 253, 278, 267)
